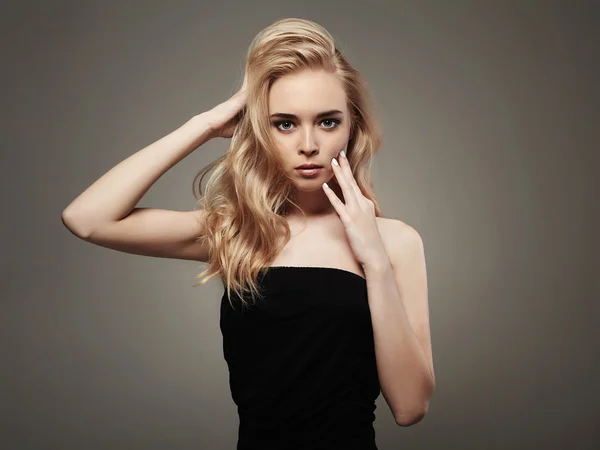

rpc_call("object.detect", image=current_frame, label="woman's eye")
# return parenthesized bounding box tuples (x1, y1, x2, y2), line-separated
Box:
(321, 119, 340, 129)
(274, 119, 340, 132)
(277, 121, 294, 131)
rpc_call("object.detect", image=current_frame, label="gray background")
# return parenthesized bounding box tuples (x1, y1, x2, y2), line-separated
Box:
(2, 0, 598, 449)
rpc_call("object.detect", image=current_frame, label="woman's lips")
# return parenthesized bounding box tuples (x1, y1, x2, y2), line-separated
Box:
(296, 167, 322, 177)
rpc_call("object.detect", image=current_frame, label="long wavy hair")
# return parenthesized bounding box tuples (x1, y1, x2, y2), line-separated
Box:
(192, 18, 384, 309)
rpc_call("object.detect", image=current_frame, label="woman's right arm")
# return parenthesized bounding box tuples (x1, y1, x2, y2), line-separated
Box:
(61, 113, 216, 262)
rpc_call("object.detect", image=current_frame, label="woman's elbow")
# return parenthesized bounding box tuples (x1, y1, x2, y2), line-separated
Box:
(394, 400, 430, 427)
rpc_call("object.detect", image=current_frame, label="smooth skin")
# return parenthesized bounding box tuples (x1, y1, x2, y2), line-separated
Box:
(61, 68, 351, 262)
(61, 73, 248, 261)
(268, 68, 353, 220)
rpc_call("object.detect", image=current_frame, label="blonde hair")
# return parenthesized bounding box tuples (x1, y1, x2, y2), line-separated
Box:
(192, 18, 384, 309)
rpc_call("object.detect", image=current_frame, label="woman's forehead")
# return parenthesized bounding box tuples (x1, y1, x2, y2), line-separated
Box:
(268, 71, 347, 114)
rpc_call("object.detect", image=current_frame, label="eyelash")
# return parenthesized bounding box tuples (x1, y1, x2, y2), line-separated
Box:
(273, 118, 341, 132)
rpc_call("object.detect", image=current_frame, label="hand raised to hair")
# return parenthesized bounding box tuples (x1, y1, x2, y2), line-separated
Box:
(206, 70, 248, 139)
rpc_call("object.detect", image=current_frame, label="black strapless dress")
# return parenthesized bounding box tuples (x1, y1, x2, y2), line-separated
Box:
(220, 266, 381, 450)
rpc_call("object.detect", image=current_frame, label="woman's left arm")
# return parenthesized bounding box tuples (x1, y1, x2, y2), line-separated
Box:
(363, 223, 435, 427)
(322, 153, 435, 426)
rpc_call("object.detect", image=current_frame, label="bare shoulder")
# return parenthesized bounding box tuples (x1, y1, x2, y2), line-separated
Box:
(375, 216, 420, 241)
(375, 217, 424, 265)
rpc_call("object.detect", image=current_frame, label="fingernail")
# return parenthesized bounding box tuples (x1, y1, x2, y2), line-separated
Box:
(332, 157, 339, 166)
(340, 150, 346, 158)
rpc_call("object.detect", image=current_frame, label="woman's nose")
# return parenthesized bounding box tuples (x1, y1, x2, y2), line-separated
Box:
(300, 128, 318, 153)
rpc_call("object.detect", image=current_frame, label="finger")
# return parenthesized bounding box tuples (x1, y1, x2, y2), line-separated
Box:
(323, 182, 346, 214)
(331, 156, 357, 205)
(338, 151, 362, 198)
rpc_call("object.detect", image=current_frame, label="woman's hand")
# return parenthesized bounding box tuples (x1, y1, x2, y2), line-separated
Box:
(323, 152, 389, 270)
(205, 71, 248, 139)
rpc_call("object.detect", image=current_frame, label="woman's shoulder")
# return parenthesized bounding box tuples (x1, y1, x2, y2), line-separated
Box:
(376, 216, 417, 234)
(376, 216, 423, 257)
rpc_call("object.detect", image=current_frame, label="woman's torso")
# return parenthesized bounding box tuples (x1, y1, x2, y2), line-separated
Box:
(219, 214, 390, 449)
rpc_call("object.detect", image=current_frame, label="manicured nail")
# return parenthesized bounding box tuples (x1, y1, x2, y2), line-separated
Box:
(332, 157, 339, 166)
(340, 150, 346, 158)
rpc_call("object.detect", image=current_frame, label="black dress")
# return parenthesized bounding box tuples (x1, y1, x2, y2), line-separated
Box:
(220, 266, 381, 450)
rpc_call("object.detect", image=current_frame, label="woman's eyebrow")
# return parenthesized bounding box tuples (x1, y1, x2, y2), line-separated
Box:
(269, 109, 343, 120)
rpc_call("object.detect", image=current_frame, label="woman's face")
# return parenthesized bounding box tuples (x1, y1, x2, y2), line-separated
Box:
(268, 68, 353, 191)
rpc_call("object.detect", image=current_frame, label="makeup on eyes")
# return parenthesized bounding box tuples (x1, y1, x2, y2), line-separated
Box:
(272, 118, 341, 132)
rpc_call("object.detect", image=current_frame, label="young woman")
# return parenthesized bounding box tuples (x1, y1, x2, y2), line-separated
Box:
(62, 18, 435, 450)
